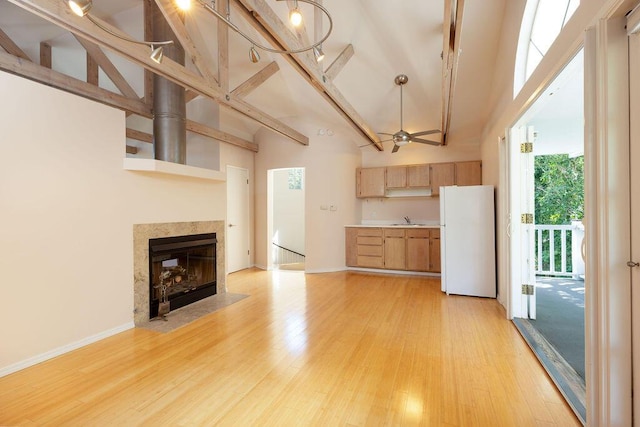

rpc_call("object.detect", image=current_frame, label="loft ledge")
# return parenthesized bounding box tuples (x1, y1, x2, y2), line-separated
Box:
(123, 158, 226, 181)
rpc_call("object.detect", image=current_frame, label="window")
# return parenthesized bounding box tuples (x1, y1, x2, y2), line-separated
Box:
(514, 0, 579, 97)
(288, 168, 303, 190)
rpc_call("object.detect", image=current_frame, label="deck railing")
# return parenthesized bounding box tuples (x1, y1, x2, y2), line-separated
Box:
(535, 221, 585, 278)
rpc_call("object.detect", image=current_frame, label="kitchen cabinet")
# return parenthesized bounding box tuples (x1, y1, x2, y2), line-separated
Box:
(346, 226, 441, 273)
(384, 228, 406, 269)
(406, 228, 430, 271)
(345, 228, 358, 266)
(356, 167, 385, 198)
(429, 228, 441, 273)
(385, 166, 407, 189)
(430, 163, 455, 196)
(407, 164, 430, 187)
(386, 164, 430, 189)
(455, 161, 482, 186)
(346, 227, 384, 268)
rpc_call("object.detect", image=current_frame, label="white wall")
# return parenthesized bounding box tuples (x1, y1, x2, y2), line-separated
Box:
(255, 120, 362, 273)
(0, 71, 253, 375)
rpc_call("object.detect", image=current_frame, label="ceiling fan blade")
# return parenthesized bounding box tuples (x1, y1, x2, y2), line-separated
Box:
(392, 144, 400, 153)
(378, 132, 394, 136)
(411, 137, 441, 146)
(379, 138, 394, 143)
(410, 129, 441, 137)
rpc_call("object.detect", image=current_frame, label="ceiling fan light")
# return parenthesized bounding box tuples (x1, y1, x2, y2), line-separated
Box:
(68, 0, 92, 17)
(150, 46, 164, 64)
(249, 46, 261, 63)
(313, 46, 325, 62)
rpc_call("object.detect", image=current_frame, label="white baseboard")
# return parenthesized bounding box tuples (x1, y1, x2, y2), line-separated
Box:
(347, 267, 441, 277)
(0, 322, 134, 378)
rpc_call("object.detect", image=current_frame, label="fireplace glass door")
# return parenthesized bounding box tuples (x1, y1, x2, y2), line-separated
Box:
(149, 233, 216, 318)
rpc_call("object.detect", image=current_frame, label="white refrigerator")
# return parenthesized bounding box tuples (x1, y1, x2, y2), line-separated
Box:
(439, 185, 496, 297)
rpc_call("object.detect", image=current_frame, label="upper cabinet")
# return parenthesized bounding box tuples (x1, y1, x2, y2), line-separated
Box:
(385, 166, 407, 189)
(356, 161, 481, 198)
(386, 164, 430, 190)
(356, 167, 386, 198)
(455, 161, 482, 186)
(407, 164, 430, 187)
(429, 163, 456, 196)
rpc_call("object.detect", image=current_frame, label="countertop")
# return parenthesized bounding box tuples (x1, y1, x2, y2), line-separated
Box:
(345, 223, 439, 229)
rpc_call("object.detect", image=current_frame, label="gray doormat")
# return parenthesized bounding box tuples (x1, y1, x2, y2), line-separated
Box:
(137, 292, 249, 333)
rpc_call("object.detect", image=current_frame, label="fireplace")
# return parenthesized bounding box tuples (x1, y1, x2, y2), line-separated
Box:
(148, 233, 217, 319)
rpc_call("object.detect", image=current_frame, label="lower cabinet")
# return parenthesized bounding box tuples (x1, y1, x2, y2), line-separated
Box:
(346, 227, 440, 273)
(384, 228, 406, 270)
(406, 229, 430, 271)
(429, 228, 441, 273)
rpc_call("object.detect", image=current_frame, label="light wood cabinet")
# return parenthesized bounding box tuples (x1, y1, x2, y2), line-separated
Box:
(345, 228, 358, 266)
(455, 161, 482, 186)
(406, 228, 430, 271)
(429, 228, 441, 273)
(346, 227, 441, 273)
(356, 167, 386, 198)
(430, 163, 456, 196)
(407, 164, 430, 187)
(356, 161, 480, 198)
(384, 228, 406, 270)
(385, 166, 407, 189)
(346, 227, 384, 268)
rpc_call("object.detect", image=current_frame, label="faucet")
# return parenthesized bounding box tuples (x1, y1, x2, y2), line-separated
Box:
(404, 216, 411, 224)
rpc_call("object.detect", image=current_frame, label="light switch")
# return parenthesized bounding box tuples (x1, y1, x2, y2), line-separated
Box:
(320, 205, 328, 210)
(330, 205, 337, 211)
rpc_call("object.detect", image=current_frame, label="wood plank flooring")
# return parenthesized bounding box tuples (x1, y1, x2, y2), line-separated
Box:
(0, 269, 580, 426)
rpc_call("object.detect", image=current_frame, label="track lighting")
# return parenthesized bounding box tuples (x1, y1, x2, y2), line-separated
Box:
(249, 46, 261, 64)
(289, 1, 303, 27)
(68, 0, 92, 17)
(67, 0, 173, 64)
(189, 0, 333, 63)
(313, 45, 325, 62)
(150, 45, 165, 64)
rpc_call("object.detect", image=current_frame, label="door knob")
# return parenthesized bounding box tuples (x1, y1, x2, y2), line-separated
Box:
(228, 223, 236, 228)
(627, 261, 639, 267)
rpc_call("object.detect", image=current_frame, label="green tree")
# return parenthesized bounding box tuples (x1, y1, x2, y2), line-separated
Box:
(535, 154, 584, 224)
(534, 154, 584, 273)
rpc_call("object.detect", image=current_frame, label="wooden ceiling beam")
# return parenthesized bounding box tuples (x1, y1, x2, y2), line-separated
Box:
(441, 0, 465, 146)
(39, 41, 51, 68)
(153, 0, 219, 86)
(232, 0, 383, 151)
(217, 0, 229, 93)
(231, 61, 280, 99)
(74, 35, 140, 99)
(0, 50, 152, 117)
(324, 44, 354, 81)
(6, 0, 308, 146)
(187, 120, 259, 152)
(126, 122, 258, 152)
(0, 27, 31, 61)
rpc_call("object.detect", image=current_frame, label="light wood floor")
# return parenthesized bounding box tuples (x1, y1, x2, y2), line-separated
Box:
(0, 269, 580, 426)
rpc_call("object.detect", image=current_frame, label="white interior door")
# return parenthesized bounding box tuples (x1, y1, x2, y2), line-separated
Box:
(226, 165, 250, 273)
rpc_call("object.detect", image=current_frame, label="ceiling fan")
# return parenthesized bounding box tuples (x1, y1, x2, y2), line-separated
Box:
(379, 74, 441, 153)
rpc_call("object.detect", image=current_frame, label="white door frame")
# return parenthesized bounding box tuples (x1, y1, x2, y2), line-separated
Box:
(584, 18, 632, 426)
(626, 7, 640, 425)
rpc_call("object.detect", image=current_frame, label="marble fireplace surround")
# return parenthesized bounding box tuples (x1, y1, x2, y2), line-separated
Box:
(133, 221, 226, 325)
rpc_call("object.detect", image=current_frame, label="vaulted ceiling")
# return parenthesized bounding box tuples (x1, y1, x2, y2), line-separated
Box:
(0, 0, 507, 153)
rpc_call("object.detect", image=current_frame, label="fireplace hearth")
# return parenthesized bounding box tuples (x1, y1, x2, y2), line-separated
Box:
(149, 233, 216, 319)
